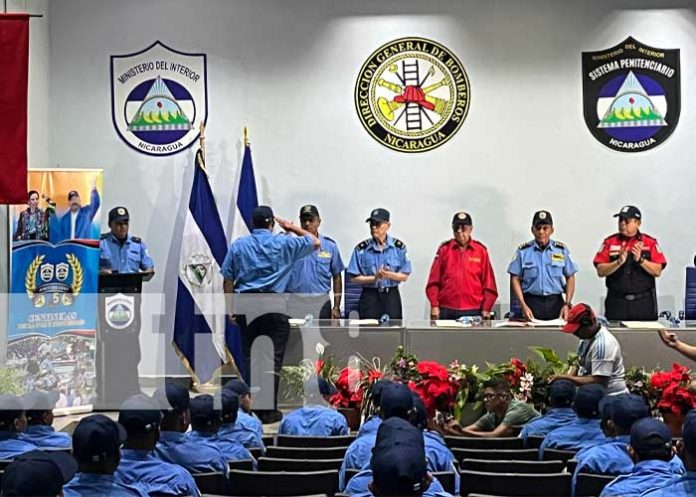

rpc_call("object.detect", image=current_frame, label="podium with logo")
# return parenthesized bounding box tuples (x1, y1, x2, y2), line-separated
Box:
(96, 272, 151, 409)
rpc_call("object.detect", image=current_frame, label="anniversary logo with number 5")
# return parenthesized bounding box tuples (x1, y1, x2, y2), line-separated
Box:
(582, 37, 680, 152)
(355, 37, 470, 153)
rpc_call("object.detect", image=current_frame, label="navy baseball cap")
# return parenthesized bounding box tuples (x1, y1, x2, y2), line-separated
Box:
(366, 207, 390, 223)
(307, 376, 337, 397)
(252, 205, 274, 224)
(190, 394, 221, 428)
(452, 211, 472, 227)
(614, 205, 642, 220)
(25, 390, 60, 423)
(108, 206, 129, 223)
(573, 384, 607, 419)
(73, 414, 127, 463)
(380, 382, 414, 420)
(532, 210, 553, 226)
(410, 391, 427, 430)
(683, 409, 696, 458)
(598, 395, 618, 421)
(611, 394, 649, 432)
(153, 382, 190, 412)
(371, 417, 427, 495)
(223, 379, 251, 396)
(630, 417, 672, 452)
(0, 395, 25, 429)
(118, 394, 162, 433)
(549, 380, 576, 407)
(369, 380, 392, 406)
(220, 391, 240, 424)
(2, 450, 77, 497)
(67, 190, 80, 201)
(299, 204, 320, 218)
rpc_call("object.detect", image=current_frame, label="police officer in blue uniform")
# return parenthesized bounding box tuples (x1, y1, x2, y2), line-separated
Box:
(287, 205, 345, 319)
(508, 210, 578, 321)
(154, 382, 229, 475)
(279, 376, 349, 437)
(520, 380, 576, 446)
(222, 205, 320, 423)
(2, 449, 77, 497)
(63, 414, 147, 497)
(99, 207, 154, 275)
(217, 389, 262, 458)
(0, 395, 37, 459)
(347, 208, 411, 320)
(116, 394, 200, 497)
(221, 379, 265, 451)
(20, 390, 71, 449)
(357, 380, 391, 439)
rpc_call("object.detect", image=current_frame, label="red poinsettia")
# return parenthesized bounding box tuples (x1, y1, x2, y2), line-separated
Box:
(409, 361, 459, 417)
(329, 367, 363, 408)
(650, 363, 696, 416)
(506, 358, 527, 388)
(314, 360, 325, 374)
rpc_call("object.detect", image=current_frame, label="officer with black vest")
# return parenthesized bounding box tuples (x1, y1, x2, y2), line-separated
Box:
(346, 208, 411, 320)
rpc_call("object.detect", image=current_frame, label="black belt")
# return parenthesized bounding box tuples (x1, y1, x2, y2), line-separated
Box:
(523, 293, 562, 300)
(608, 290, 653, 301)
(363, 286, 398, 294)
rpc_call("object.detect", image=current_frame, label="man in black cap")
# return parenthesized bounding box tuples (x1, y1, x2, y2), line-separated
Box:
(20, 390, 71, 449)
(51, 182, 100, 242)
(286, 204, 345, 320)
(221, 379, 265, 451)
(221, 205, 320, 423)
(2, 449, 77, 497)
(0, 394, 37, 459)
(508, 210, 578, 321)
(63, 414, 146, 497)
(520, 379, 577, 445)
(99, 206, 154, 275)
(115, 394, 200, 497)
(278, 376, 348, 436)
(356, 380, 392, 439)
(594, 205, 666, 321)
(346, 207, 411, 320)
(153, 382, 229, 475)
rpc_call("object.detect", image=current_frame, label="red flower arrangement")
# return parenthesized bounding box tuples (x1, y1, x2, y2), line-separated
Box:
(507, 358, 527, 388)
(408, 361, 459, 417)
(329, 367, 363, 408)
(649, 363, 696, 416)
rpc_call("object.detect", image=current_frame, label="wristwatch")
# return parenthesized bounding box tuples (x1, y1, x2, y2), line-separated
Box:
(565, 302, 572, 308)
(638, 255, 646, 264)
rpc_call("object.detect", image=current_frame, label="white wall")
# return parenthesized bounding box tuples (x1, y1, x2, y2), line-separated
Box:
(44, 0, 696, 375)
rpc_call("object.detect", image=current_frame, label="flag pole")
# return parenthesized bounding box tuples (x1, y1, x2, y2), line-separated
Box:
(243, 126, 249, 146)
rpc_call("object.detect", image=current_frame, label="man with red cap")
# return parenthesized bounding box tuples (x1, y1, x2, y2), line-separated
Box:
(551, 303, 628, 396)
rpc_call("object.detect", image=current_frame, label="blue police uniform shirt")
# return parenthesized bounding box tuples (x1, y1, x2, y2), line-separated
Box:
(0, 433, 38, 459)
(640, 470, 696, 497)
(346, 468, 449, 496)
(507, 239, 578, 296)
(539, 418, 605, 459)
(346, 235, 412, 289)
(221, 229, 315, 292)
(116, 449, 200, 497)
(287, 235, 344, 294)
(357, 416, 382, 439)
(219, 419, 265, 453)
(63, 473, 148, 497)
(19, 425, 71, 449)
(601, 460, 681, 497)
(279, 405, 349, 437)
(340, 433, 377, 490)
(99, 233, 154, 273)
(423, 430, 460, 494)
(520, 407, 576, 445)
(156, 431, 229, 475)
(186, 430, 256, 468)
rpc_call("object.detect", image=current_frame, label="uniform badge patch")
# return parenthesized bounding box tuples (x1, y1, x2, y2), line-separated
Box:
(354, 37, 470, 153)
(582, 37, 680, 152)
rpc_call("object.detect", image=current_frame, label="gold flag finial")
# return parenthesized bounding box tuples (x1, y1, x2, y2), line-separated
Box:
(243, 126, 249, 146)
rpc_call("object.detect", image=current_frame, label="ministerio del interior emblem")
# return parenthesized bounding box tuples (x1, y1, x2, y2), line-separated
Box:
(355, 37, 470, 153)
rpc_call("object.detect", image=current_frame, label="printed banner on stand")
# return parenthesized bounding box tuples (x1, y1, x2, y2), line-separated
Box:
(8, 169, 102, 408)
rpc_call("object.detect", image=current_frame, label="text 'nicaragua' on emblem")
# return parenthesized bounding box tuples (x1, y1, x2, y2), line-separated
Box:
(582, 37, 680, 153)
(111, 40, 208, 157)
(354, 37, 470, 153)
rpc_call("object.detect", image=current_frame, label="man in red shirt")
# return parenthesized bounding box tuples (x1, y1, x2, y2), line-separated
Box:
(593, 205, 666, 321)
(426, 212, 498, 320)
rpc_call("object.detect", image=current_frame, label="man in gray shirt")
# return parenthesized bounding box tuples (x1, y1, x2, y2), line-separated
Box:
(551, 303, 629, 396)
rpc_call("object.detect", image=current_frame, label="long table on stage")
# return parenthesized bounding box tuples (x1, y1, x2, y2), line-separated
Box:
(282, 320, 696, 371)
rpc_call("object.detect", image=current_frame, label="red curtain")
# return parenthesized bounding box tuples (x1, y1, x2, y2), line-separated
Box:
(0, 14, 29, 204)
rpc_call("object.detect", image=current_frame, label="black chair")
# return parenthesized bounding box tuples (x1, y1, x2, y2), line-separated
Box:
(460, 470, 571, 497)
(193, 472, 227, 495)
(266, 446, 348, 460)
(228, 469, 339, 496)
(220, 495, 328, 497)
(276, 435, 355, 448)
(542, 448, 577, 464)
(344, 468, 360, 484)
(444, 436, 524, 450)
(460, 458, 565, 474)
(0, 461, 12, 471)
(248, 447, 263, 459)
(432, 471, 456, 494)
(575, 473, 616, 497)
(566, 459, 578, 475)
(453, 448, 539, 462)
(258, 457, 343, 472)
(228, 459, 255, 471)
(526, 435, 545, 449)
(262, 434, 275, 447)
(467, 495, 566, 497)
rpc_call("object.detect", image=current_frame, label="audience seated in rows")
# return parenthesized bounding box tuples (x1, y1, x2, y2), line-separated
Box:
(0, 394, 38, 459)
(356, 380, 391, 439)
(279, 376, 349, 437)
(3, 450, 77, 497)
(20, 390, 72, 449)
(222, 379, 266, 452)
(520, 379, 577, 445)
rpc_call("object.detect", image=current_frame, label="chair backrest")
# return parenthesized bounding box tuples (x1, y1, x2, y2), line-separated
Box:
(525, 435, 545, 449)
(193, 471, 227, 495)
(686, 267, 696, 319)
(248, 447, 263, 460)
(542, 448, 577, 463)
(432, 471, 456, 494)
(258, 457, 343, 472)
(453, 448, 539, 462)
(344, 468, 360, 484)
(276, 434, 355, 448)
(343, 271, 362, 318)
(228, 469, 339, 496)
(460, 458, 565, 474)
(228, 459, 255, 471)
(460, 470, 571, 497)
(266, 446, 348, 460)
(575, 473, 616, 497)
(0, 461, 12, 471)
(566, 459, 578, 475)
(445, 436, 524, 450)
(262, 434, 275, 447)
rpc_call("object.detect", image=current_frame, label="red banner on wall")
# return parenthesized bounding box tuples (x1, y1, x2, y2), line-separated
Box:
(0, 14, 29, 204)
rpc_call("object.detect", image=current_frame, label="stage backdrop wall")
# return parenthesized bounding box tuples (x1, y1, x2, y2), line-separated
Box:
(41, 0, 696, 377)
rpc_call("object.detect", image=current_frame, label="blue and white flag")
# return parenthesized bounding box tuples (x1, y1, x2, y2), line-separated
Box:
(231, 140, 259, 237)
(173, 149, 243, 384)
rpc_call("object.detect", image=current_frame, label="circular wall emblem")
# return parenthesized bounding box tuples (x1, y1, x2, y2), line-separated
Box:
(354, 37, 470, 153)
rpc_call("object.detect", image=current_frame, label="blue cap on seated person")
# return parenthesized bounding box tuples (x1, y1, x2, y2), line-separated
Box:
(611, 394, 650, 432)
(380, 383, 414, 420)
(371, 417, 427, 496)
(630, 417, 672, 452)
(317, 377, 338, 396)
(118, 394, 162, 433)
(550, 380, 576, 407)
(573, 384, 607, 419)
(2, 449, 77, 497)
(410, 391, 427, 430)
(369, 380, 393, 407)
(682, 409, 696, 458)
(153, 382, 190, 412)
(223, 379, 251, 396)
(190, 395, 221, 429)
(0, 395, 25, 429)
(221, 390, 240, 424)
(73, 414, 127, 463)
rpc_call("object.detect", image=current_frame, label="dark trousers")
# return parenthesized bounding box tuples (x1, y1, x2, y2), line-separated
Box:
(524, 293, 564, 320)
(605, 290, 657, 321)
(237, 312, 290, 411)
(96, 331, 141, 409)
(286, 294, 332, 320)
(439, 307, 481, 319)
(358, 287, 402, 320)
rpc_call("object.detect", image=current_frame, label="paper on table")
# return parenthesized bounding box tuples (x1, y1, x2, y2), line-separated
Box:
(621, 321, 665, 329)
(434, 320, 472, 328)
(494, 320, 529, 328)
(529, 318, 566, 327)
(288, 319, 306, 327)
(348, 319, 380, 326)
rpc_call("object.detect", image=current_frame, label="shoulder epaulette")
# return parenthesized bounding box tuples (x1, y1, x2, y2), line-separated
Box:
(100, 233, 109, 240)
(323, 235, 335, 244)
(552, 241, 566, 249)
(131, 236, 142, 243)
(518, 241, 532, 250)
(394, 238, 405, 249)
(356, 239, 370, 250)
